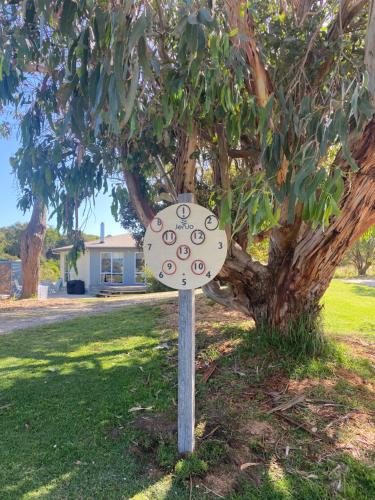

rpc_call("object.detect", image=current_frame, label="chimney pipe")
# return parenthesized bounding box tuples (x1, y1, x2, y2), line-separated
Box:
(100, 223, 105, 243)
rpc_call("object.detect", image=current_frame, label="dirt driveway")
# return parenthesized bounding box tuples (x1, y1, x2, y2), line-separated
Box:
(0, 291, 181, 335)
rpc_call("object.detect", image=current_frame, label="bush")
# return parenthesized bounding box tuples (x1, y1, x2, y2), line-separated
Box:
(40, 259, 60, 281)
(144, 267, 172, 293)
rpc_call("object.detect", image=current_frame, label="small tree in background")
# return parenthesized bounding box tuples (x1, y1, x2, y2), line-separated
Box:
(347, 226, 375, 277)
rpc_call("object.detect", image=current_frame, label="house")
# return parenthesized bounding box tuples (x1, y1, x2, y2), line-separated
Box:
(53, 224, 144, 291)
(0, 259, 22, 297)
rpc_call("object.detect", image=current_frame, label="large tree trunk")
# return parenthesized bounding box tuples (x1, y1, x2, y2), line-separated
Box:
(205, 117, 375, 331)
(20, 200, 47, 298)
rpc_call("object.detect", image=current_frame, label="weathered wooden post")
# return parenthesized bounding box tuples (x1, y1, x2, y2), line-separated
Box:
(177, 192, 195, 453)
(143, 197, 227, 455)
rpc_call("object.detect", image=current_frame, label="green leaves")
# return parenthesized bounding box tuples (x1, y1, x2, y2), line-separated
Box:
(59, 0, 77, 36)
(219, 191, 232, 230)
(122, 59, 139, 126)
(129, 15, 148, 51)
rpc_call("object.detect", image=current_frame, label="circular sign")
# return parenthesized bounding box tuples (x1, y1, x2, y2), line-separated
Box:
(144, 203, 227, 290)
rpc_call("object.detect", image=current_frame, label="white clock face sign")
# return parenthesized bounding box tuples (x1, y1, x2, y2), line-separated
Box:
(144, 203, 227, 290)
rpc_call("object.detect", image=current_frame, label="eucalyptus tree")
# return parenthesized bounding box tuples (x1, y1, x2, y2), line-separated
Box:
(1, 0, 375, 337)
(20, 199, 47, 298)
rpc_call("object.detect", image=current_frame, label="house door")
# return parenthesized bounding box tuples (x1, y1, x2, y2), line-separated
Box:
(100, 252, 124, 284)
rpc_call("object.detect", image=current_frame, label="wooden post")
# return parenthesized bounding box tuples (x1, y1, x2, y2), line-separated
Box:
(177, 192, 195, 453)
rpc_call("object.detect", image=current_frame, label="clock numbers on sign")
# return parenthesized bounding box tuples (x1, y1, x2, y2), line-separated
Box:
(162, 260, 177, 275)
(177, 244, 191, 260)
(204, 215, 219, 231)
(144, 203, 227, 290)
(191, 229, 205, 245)
(176, 204, 191, 219)
(191, 259, 206, 275)
(162, 230, 177, 245)
(150, 217, 163, 232)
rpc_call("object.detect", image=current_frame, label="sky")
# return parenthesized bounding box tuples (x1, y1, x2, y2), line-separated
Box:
(0, 130, 124, 237)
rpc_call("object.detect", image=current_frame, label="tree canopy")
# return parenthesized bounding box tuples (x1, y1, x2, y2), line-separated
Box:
(1, 0, 375, 330)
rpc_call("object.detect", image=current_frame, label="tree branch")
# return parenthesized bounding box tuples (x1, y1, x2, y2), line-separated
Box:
(203, 280, 251, 316)
(174, 125, 197, 194)
(224, 0, 272, 107)
(122, 169, 155, 227)
(365, 0, 375, 100)
(313, 0, 368, 88)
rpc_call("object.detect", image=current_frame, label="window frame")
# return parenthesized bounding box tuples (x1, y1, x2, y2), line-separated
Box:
(100, 252, 124, 284)
(135, 251, 145, 284)
(63, 254, 71, 284)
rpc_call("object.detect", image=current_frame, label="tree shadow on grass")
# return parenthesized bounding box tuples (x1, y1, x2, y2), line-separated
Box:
(0, 304, 189, 499)
(1, 302, 374, 499)
(0, 352, 188, 499)
(351, 284, 375, 298)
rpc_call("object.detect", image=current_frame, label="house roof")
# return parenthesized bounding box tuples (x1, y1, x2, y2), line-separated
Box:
(53, 233, 138, 253)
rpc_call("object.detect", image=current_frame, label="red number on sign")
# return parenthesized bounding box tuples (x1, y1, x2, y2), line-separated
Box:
(176, 244, 191, 260)
(162, 230, 177, 245)
(191, 229, 205, 245)
(150, 217, 163, 232)
(162, 260, 177, 275)
(204, 215, 219, 231)
(191, 259, 206, 275)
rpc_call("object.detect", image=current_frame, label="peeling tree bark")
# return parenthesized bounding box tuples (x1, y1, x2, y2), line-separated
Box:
(174, 127, 197, 194)
(224, 0, 272, 107)
(123, 169, 155, 227)
(20, 200, 47, 299)
(365, 0, 375, 100)
(207, 118, 375, 330)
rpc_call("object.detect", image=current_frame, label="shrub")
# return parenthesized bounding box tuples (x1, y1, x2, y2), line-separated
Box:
(144, 267, 172, 293)
(40, 258, 60, 281)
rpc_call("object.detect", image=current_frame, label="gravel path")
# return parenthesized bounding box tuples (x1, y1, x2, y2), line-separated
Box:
(343, 278, 375, 288)
(0, 291, 180, 335)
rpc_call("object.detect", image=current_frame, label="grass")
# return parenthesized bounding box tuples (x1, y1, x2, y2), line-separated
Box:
(322, 280, 375, 339)
(0, 281, 374, 499)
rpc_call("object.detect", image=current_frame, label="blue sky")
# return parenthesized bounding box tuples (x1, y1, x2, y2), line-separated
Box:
(0, 131, 124, 236)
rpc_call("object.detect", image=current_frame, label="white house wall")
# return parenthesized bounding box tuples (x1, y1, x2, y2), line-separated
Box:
(60, 251, 90, 287)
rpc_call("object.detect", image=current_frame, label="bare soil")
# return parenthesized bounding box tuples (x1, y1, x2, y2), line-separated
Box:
(0, 291, 180, 335)
(130, 299, 375, 497)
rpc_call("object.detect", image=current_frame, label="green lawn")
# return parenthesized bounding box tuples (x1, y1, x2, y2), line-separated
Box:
(0, 282, 374, 499)
(323, 280, 375, 338)
(0, 307, 183, 499)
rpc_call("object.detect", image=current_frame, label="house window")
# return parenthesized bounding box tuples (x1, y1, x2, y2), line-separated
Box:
(135, 252, 145, 284)
(64, 255, 71, 283)
(100, 252, 124, 284)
